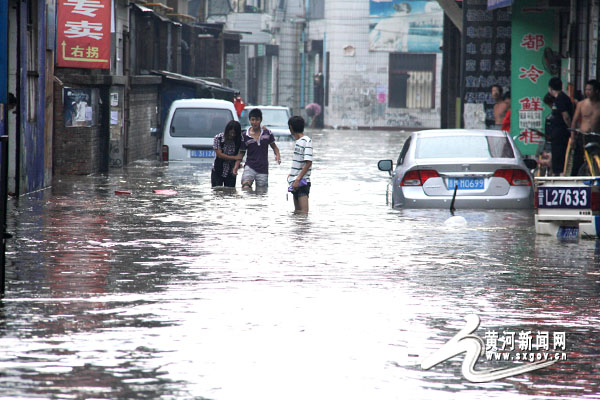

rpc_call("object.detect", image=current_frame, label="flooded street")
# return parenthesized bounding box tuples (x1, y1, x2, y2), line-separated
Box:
(1, 129, 599, 399)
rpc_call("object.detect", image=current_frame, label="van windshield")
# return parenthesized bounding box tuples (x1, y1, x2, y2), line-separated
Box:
(169, 108, 234, 138)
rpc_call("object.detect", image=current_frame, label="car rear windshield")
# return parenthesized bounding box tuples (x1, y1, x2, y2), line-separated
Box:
(240, 108, 290, 128)
(415, 135, 515, 159)
(169, 108, 234, 138)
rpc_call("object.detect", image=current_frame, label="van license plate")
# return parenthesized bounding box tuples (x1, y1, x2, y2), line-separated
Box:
(190, 150, 215, 158)
(557, 226, 579, 240)
(447, 178, 484, 190)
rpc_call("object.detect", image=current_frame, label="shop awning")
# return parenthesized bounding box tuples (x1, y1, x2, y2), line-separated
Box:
(150, 70, 237, 99)
(130, 3, 182, 26)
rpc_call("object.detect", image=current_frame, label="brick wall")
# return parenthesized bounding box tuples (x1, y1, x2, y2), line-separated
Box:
(53, 83, 106, 175)
(127, 84, 160, 163)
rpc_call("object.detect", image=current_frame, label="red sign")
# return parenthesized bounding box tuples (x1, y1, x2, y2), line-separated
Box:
(57, 0, 111, 69)
(518, 65, 544, 84)
(518, 129, 542, 145)
(520, 33, 545, 51)
(519, 96, 543, 111)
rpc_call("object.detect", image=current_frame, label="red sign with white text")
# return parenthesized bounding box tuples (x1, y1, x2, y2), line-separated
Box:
(56, 0, 111, 69)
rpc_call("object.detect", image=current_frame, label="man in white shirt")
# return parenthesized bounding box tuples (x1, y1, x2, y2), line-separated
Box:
(287, 116, 313, 213)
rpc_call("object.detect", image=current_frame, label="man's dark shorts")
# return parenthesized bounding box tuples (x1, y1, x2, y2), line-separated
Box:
(293, 182, 311, 198)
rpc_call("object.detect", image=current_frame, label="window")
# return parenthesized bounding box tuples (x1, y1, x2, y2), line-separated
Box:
(309, 0, 324, 19)
(169, 108, 234, 138)
(397, 137, 411, 165)
(27, 0, 38, 122)
(240, 108, 290, 129)
(389, 53, 435, 109)
(208, 0, 232, 16)
(415, 135, 515, 159)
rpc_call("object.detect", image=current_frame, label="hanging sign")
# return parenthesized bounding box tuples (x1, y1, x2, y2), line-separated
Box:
(511, 0, 556, 155)
(56, 0, 111, 69)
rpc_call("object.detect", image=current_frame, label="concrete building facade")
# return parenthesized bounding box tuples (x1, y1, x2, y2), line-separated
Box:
(312, 0, 442, 129)
(225, 0, 442, 129)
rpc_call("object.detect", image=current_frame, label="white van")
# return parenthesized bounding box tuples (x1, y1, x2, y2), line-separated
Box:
(161, 98, 238, 161)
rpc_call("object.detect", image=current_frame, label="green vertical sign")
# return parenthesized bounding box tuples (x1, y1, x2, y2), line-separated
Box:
(511, 0, 557, 155)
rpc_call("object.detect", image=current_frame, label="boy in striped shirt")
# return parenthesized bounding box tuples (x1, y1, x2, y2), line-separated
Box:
(287, 116, 313, 213)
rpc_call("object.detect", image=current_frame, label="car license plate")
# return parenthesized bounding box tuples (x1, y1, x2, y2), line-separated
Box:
(557, 226, 579, 240)
(190, 149, 215, 158)
(537, 187, 591, 208)
(447, 178, 484, 190)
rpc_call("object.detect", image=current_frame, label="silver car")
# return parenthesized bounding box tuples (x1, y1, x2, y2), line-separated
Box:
(377, 129, 538, 209)
(240, 105, 292, 139)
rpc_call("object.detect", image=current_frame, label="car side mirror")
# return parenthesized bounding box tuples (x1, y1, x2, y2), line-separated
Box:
(378, 159, 393, 176)
(524, 158, 538, 170)
(150, 127, 159, 137)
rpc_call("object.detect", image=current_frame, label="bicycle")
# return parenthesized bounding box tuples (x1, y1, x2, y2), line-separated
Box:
(529, 129, 552, 177)
(566, 128, 600, 176)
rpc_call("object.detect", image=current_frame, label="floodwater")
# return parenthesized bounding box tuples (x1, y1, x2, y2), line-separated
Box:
(1, 129, 599, 400)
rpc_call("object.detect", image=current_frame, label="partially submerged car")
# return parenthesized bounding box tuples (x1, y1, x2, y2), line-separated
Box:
(240, 105, 291, 139)
(377, 129, 537, 209)
(162, 99, 238, 162)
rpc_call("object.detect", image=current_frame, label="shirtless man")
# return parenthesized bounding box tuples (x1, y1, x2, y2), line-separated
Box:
(571, 79, 600, 134)
(570, 80, 600, 175)
(491, 85, 509, 129)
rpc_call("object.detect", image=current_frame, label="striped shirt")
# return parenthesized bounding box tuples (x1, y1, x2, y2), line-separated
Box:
(212, 132, 237, 177)
(288, 135, 313, 184)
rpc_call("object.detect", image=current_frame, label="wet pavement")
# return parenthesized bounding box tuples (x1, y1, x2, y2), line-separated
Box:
(1, 129, 599, 399)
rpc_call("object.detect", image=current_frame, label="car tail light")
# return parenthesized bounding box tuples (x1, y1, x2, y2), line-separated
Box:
(592, 190, 600, 211)
(493, 169, 531, 186)
(162, 145, 169, 162)
(401, 169, 439, 186)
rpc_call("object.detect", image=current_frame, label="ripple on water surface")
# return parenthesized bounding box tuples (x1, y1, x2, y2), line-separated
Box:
(1, 130, 599, 399)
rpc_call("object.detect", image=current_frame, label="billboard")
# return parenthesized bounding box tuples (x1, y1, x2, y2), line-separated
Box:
(56, 0, 111, 69)
(369, 0, 443, 53)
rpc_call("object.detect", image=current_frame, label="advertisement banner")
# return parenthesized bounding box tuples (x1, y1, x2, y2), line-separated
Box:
(369, 0, 443, 53)
(511, 0, 556, 155)
(63, 88, 93, 127)
(56, 0, 111, 69)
